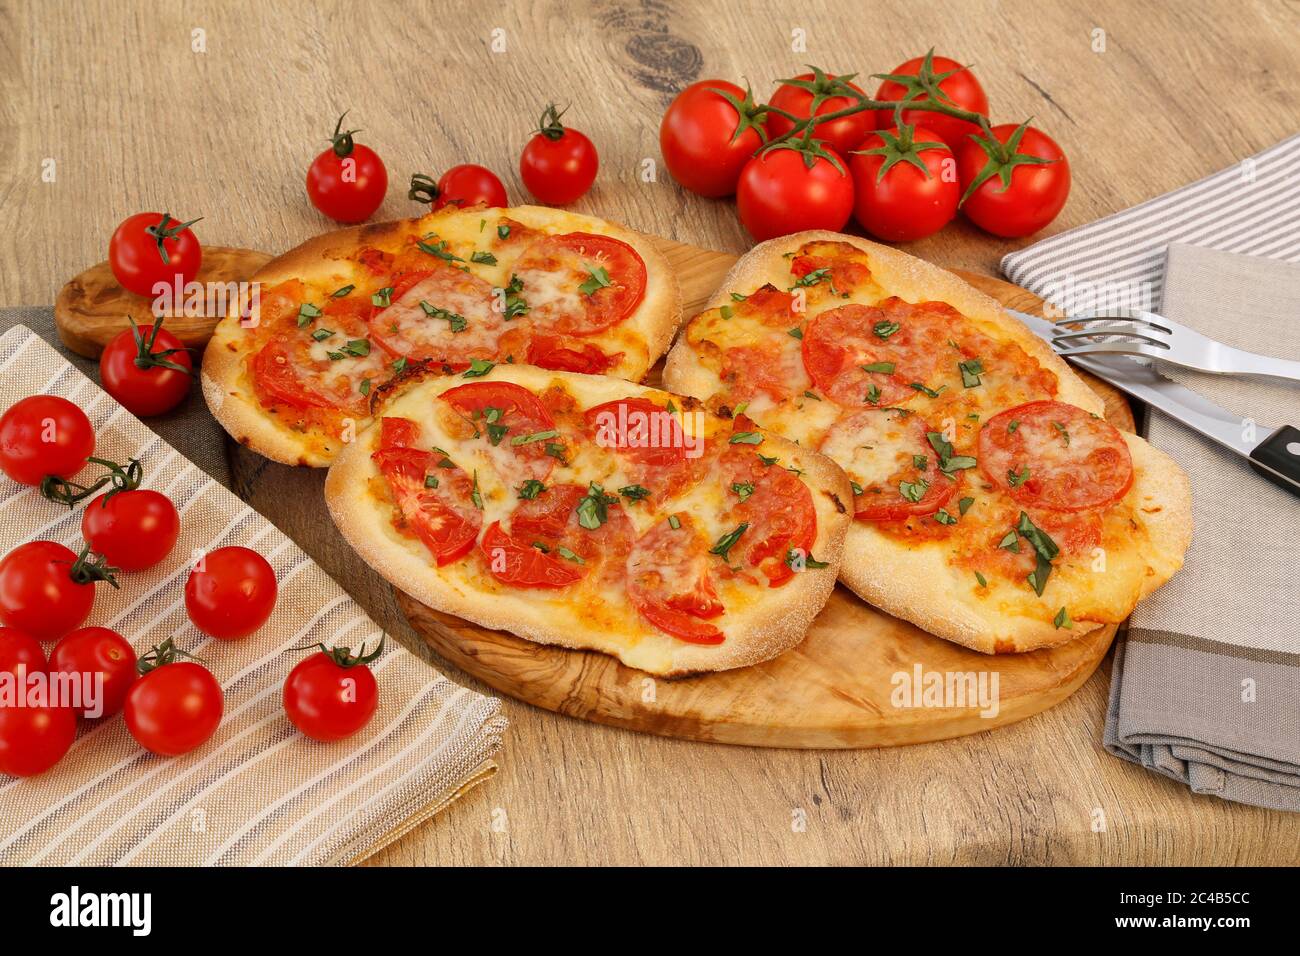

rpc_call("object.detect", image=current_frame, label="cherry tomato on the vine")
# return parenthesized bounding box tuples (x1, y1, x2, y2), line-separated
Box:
(0, 627, 46, 677)
(108, 212, 203, 299)
(125, 641, 223, 756)
(0, 395, 95, 487)
(82, 486, 180, 572)
(50, 626, 137, 719)
(0, 541, 116, 642)
(283, 637, 383, 742)
(99, 317, 193, 417)
(520, 104, 598, 205)
(0, 701, 76, 777)
(765, 68, 872, 156)
(849, 126, 960, 242)
(184, 546, 277, 640)
(736, 143, 855, 242)
(660, 80, 769, 198)
(956, 122, 1071, 238)
(409, 165, 507, 210)
(873, 52, 989, 152)
(306, 112, 388, 224)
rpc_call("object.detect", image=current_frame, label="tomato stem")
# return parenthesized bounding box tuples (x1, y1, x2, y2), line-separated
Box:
(535, 104, 568, 142)
(328, 110, 362, 158)
(40, 456, 142, 507)
(287, 633, 386, 668)
(66, 543, 120, 589)
(137, 636, 203, 675)
(143, 212, 201, 266)
(129, 314, 194, 375)
(408, 172, 440, 205)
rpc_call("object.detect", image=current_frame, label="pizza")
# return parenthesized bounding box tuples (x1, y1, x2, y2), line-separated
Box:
(324, 362, 853, 675)
(202, 205, 679, 466)
(662, 231, 1192, 654)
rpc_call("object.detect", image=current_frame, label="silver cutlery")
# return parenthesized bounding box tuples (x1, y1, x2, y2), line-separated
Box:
(1048, 309, 1300, 384)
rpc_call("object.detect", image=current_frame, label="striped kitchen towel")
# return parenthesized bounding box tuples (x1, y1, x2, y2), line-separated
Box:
(0, 325, 507, 865)
(1001, 133, 1300, 312)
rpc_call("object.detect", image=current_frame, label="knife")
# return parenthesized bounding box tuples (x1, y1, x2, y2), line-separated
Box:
(1008, 307, 1300, 498)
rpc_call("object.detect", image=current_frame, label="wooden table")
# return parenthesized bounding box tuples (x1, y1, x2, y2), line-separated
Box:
(4, 0, 1299, 865)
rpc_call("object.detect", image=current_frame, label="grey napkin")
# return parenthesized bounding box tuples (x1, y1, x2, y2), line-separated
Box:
(1102, 245, 1300, 811)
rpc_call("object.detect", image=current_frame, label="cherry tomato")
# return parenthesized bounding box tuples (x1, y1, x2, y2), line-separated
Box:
(108, 212, 203, 298)
(0, 395, 95, 486)
(0, 627, 46, 677)
(283, 639, 382, 742)
(660, 80, 768, 198)
(125, 652, 223, 757)
(519, 104, 598, 205)
(873, 52, 989, 151)
(409, 165, 507, 210)
(736, 145, 854, 242)
(184, 546, 277, 640)
(766, 69, 871, 156)
(0, 701, 76, 777)
(81, 488, 180, 572)
(306, 112, 388, 224)
(98, 317, 193, 417)
(0, 541, 113, 641)
(49, 626, 137, 719)
(848, 126, 960, 242)
(956, 123, 1071, 238)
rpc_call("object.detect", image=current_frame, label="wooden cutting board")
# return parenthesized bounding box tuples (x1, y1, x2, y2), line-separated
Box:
(398, 236, 1134, 749)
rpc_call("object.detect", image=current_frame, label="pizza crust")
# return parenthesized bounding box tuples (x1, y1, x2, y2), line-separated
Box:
(663, 229, 1193, 655)
(202, 206, 681, 468)
(324, 363, 853, 676)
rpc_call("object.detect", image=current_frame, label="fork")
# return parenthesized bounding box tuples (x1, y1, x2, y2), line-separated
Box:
(1049, 309, 1300, 384)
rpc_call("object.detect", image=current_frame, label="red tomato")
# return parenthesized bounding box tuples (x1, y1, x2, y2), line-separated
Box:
(0, 702, 76, 777)
(184, 547, 277, 640)
(125, 657, 223, 757)
(82, 488, 180, 572)
(511, 232, 647, 335)
(956, 123, 1071, 238)
(370, 440, 482, 567)
(306, 112, 388, 224)
(0, 541, 112, 641)
(660, 80, 768, 197)
(108, 212, 203, 298)
(0, 395, 95, 486)
(519, 105, 598, 205)
(626, 514, 724, 644)
(720, 446, 817, 587)
(766, 69, 872, 155)
(49, 626, 137, 718)
(479, 520, 586, 589)
(283, 644, 381, 742)
(873, 53, 989, 151)
(849, 127, 959, 242)
(409, 165, 508, 210)
(819, 409, 958, 521)
(99, 317, 194, 417)
(736, 146, 854, 242)
(0, 627, 46, 676)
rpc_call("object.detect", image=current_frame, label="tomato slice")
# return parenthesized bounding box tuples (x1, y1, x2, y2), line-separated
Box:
(511, 232, 647, 336)
(371, 418, 482, 566)
(978, 400, 1133, 512)
(487, 483, 634, 588)
(721, 339, 808, 403)
(801, 298, 960, 407)
(527, 334, 620, 374)
(736, 285, 797, 327)
(790, 240, 873, 294)
(626, 514, 724, 644)
(819, 408, 958, 521)
(368, 264, 505, 365)
(584, 397, 709, 501)
(479, 521, 585, 589)
(721, 447, 817, 587)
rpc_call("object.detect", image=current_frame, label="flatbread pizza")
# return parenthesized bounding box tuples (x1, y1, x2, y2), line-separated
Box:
(663, 231, 1192, 654)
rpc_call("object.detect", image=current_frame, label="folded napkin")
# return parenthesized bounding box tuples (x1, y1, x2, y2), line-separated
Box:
(1000, 132, 1300, 811)
(0, 325, 507, 864)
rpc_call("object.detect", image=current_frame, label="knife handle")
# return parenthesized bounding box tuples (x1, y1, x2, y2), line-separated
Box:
(1249, 425, 1300, 498)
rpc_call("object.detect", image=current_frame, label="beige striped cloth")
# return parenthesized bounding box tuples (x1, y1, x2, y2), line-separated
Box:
(0, 325, 507, 865)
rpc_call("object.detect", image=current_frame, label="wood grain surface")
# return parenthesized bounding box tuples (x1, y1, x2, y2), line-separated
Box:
(397, 247, 1133, 749)
(4, 0, 1299, 865)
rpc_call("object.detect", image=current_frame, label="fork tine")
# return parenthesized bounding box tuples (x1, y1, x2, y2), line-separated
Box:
(1052, 341, 1168, 359)
(1057, 311, 1175, 333)
(1051, 327, 1172, 347)
(1052, 316, 1174, 334)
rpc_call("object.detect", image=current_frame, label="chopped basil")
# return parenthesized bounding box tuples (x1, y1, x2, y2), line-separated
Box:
(803, 390, 821, 401)
(1007, 466, 1030, 488)
(709, 523, 749, 561)
(1016, 511, 1060, 597)
(1054, 606, 1072, 629)
(719, 305, 733, 320)
(909, 381, 944, 398)
(392, 356, 408, 373)
(416, 237, 463, 262)
(471, 250, 498, 265)
(576, 482, 617, 529)
(851, 480, 864, 496)
(975, 571, 988, 588)
(758, 453, 779, 467)
(665, 399, 677, 414)
(934, 509, 957, 525)
(470, 471, 483, 510)
(865, 384, 881, 405)
(463, 359, 495, 377)
(861, 361, 896, 374)
(785, 548, 829, 570)
(556, 546, 585, 565)
(359, 378, 371, 396)
(544, 442, 567, 462)
(1007, 420, 1020, 433)
(311, 328, 334, 342)
(497, 224, 510, 239)
(926, 432, 977, 478)
(510, 429, 558, 446)
(619, 484, 650, 502)
(517, 479, 546, 500)
(729, 431, 763, 445)
(667, 514, 681, 530)
(998, 530, 1020, 552)
(791, 267, 830, 289)
(873, 320, 901, 340)
(912, 454, 928, 470)
(331, 284, 354, 298)
(297, 302, 322, 327)
(899, 478, 930, 503)
(958, 496, 975, 515)
(578, 264, 612, 296)
(424, 474, 439, 489)
(486, 422, 509, 445)
(371, 287, 393, 307)
(788, 327, 803, 339)
(420, 300, 467, 332)
(959, 358, 983, 388)
(1053, 421, 1070, 446)
(730, 292, 747, 302)
(731, 481, 754, 502)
